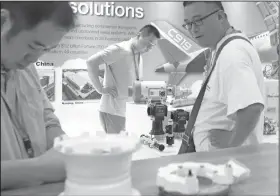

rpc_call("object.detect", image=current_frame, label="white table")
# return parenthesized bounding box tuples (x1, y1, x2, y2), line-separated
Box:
(54, 102, 278, 162)
(132, 139, 182, 161)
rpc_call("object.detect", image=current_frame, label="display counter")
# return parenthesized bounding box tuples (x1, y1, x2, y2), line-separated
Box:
(55, 101, 277, 160)
(55, 101, 192, 138)
(1, 143, 278, 196)
(54, 102, 188, 160)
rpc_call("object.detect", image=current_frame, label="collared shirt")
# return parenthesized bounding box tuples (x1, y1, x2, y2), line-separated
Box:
(1, 64, 62, 160)
(193, 32, 265, 148)
(90, 39, 143, 117)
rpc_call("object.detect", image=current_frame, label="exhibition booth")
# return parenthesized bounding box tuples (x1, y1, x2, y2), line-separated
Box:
(35, 1, 278, 146)
(3, 1, 278, 196)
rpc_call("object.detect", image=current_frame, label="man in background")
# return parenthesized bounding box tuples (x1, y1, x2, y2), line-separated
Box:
(87, 25, 160, 134)
(179, 1, 265, 153)
(1, 2, 75, 189)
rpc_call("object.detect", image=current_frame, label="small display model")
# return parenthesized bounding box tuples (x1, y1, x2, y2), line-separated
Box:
(54, 132, 141, 196)
(157, 160, 251, 196)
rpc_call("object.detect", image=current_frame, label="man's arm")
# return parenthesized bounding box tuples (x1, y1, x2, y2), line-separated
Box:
(223, 50, 265, 147)
(42, 92, 64, 149)
(86, 44, 123, 94)
(1, 103, 65, 191)
(1, 148, 65, 190)
(1, 158, 43, 190)
(86, 52, 105, 94)
(1, 67, 66, 190)
(228, 103, 264, 147)
(30, 64, 64, 149)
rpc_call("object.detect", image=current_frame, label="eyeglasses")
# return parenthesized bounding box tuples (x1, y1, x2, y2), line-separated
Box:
(146, 40, 157, 49)
(182, 9, 221, 30)
(149, 41, 156, 47)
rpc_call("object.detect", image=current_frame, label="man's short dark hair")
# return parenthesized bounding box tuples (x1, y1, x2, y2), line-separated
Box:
(183, 1, 224, 11)
(1, 1, 76, 36)
(139, 24, 160, 39)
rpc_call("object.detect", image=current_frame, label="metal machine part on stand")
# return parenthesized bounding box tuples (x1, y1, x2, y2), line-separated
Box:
(129, 80, 191, 142)
(147, 102, 168, 141)
(171, 109, 189, 139)
(165, 119, 174, 146)
(140, 134, 165, 152)
(128, 80, 191, 104)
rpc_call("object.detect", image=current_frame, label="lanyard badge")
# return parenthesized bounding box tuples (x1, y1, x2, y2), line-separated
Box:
(22, 137, 35, 158)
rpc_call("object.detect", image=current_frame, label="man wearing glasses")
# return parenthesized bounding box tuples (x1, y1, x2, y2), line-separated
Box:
(179, 1, 265, 153)
(87, 25, 160, 134)
(1, 2, 76, 190)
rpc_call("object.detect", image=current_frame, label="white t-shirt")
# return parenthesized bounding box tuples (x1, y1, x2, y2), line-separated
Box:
(97, 40, 142, 117)
(193, 33, 265, 146)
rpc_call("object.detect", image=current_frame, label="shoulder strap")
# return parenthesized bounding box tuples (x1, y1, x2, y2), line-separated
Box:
(183, 36, 252, 139)
(211, 36, 252, 76)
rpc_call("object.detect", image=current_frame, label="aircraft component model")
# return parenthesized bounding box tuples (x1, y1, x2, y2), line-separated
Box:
(152, 2, 279, 86)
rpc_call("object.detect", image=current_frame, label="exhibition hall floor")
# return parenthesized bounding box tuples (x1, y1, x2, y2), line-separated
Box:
(54, 102, 279, 161)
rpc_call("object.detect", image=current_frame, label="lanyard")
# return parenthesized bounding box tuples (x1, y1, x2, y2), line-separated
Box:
(131, 47, 140, 81)
(1, 72, 35, 158)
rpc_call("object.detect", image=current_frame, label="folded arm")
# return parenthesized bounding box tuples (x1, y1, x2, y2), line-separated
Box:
(1, 148, 65, 190)
(1, 114, 65, 190)
(1, 157, 42, 190)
